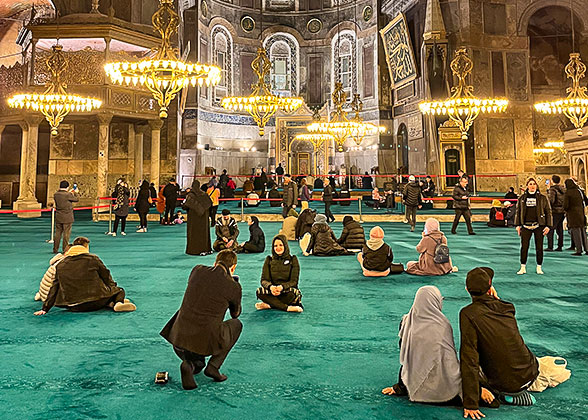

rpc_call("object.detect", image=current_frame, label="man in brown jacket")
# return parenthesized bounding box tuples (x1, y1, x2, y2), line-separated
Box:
(52, 180, 79, 253)
(160, 250, 242, 390)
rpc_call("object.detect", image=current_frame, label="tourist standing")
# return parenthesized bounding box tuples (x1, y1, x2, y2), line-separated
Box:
(111, 179, 130, 236)
(163, 178, 180, 224)
(546, 175, 566, 251)
(300, 178, 312, 205)
(184, 180, 213, 256)
(149, 182, 158, 206)
(403, 175, 422, 232)
(451, 175, 475, 235)
(282, 174, 298, 218)
(52, 180, 79, 254)
(219, 169, 229, 198)
(135, 181, 151, 233)
(207, 181, 221, 228)
(563, 178, 588, 256)
(276, 163, 285, 186)
(322, 178, 335, 223)
(515, 178, 552, 274)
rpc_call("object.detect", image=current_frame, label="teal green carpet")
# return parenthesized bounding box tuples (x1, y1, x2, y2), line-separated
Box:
(1, 212, 586, 419)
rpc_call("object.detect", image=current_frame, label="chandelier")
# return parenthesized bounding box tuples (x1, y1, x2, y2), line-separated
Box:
(221, 47, 304, 135)
(104, 0, 220, 118)
(419, 48, 508, 139)
(294, 133, 334, 150)
(8, 45, 102, 136)
(534, 53, 588, 136)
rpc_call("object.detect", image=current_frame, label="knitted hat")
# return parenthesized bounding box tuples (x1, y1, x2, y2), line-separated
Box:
(59, 180, 69, 189)
(314, 214, 327, 225)
(466, 267, 494, 296)
(369, 226, 385, 240)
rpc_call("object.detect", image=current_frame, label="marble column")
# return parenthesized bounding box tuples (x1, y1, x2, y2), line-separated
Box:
(97, 113, 113, 202)
(134, 123, 145, 183)
(14, 115, 43, 217)
(149, 119, 164, 186)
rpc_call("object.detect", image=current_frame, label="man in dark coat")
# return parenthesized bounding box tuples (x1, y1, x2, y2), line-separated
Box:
(219, 170, 229, 198)
(213, 209, 239, 251)
(35, 237, 136, 315)
(322, 178, 335, 223)
(52, 180, 79, 253)
(563, 178, 588, 255)
(282, 174, 298, 218)
(337, 215, 366, 250)
(403, 175, 423, 232)
(546, 175, 566, 251)
(268, 185, 282, 207)
(451, 175, 475, 235)
(149, 182, 158, 203)
(160, 250, 242, 390)
(184, 180, 213, 256)
(163, 178, 181, 224)
(460, 268, 539, 419)
(362, 172, 373, 190)
(276, 163, 285, 186)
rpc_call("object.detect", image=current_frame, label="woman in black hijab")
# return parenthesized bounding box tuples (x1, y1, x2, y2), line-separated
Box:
(237, 216, 265, 253)
(135, 180, 151, 232)
(183, 180, 213, 255)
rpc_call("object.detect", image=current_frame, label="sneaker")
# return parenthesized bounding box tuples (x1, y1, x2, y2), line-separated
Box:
(410, 226, 415, 232)
(517, 265, 526, 275)
(121, 232, 126, 236)
(113, 301, 136, 312)
(111, 232, 116, 237)
(536, 265, 544, 275)
(136, 228, 144, 233)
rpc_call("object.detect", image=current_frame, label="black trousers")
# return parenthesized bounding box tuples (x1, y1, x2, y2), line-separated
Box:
(53, 222, 73, 253)
(405, 205, 417, 227)
(138, 211, 148, 229)
(452, 209, 474, 233)
(256, 287, 302, 311)
(520, 226, 545, 264)
(173, 318, 242, 371)
(324, 202, 335, 222)
(113, 215, 127, 233)
(209, 206, 218, 226)
(281, 204, 292, 218)
(547, 213, 565, 249)
(68, 289, 126, 312)
(164, 202, 176, 222)
(569, 227, 588, 253)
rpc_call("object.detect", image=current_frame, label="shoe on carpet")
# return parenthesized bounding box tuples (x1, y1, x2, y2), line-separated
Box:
(517, 265, 526, 275)
(499, 390, 536, 406)
(110, 232, 116, 237)
(180, 361, 197, 390)
(121, 232, 126, 236)
(451, 231, 457, 235)
(410, 226, 415, 232)
(571, 252, 583, 256)
(113, 301, 136, 312)
(468, 232, 476, 235)
(536, 265, 544, 275)
(204, 365, 227, 382)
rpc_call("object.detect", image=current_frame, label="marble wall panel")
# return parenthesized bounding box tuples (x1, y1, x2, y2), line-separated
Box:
(55, 160, 69, 175)
(488, 119, 515, 160)
(440, 1, 460, 35)
(47, 174, 97, 206)
(68, 160, 84, 175)
(109, 160, 129, 174)
(474, 118, 489, 160)
(50, 124, 74, 159)
(73, 122, 99, 160)
(109, 123, 129, 159)
(514, 118, 534, 160)
(483, 2, 507, 35)
(506, 52, 529, 101)
(473, 50, 491, 97)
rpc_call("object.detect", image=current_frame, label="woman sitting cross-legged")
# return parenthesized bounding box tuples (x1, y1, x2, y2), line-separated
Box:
(301, 214, 352, 256)
(357, 226, 403, 276)
(382, 286, 498, 409)
(295, 201, 315, 240)
(255, 235, 303, 313)
(406, 218, 456, 276)
(337, 215, 366, 251)
(237, 216, 265, 253)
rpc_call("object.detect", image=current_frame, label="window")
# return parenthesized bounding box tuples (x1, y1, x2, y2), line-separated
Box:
(332, 31, 357, 102)
(211, 25, 233, 105)
(264, 33, 299, 96)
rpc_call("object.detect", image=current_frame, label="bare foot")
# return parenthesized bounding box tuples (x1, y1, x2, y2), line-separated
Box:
(481, 387, 495, 404)
(381, 387, 396, 395)
(255, 302, 271, 310)
(286, 306, 303, 313)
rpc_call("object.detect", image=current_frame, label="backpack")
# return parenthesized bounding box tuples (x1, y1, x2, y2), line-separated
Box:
(495, 210, 504, 221)
(432, 237, 450, 264)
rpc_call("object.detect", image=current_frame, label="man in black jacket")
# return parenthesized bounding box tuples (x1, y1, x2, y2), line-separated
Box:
(34, 237, 136, 315)
(52, 180, 79, 253)
(402, 175, 423, 232)
(460, 267, 539, 419)
(546, 175, 566, 251)
(451, 175, 475, 235)
(282, 174, 298, 218)
(160, 250, 242, 390)
(322, 178, 336, 223)
(163, 177, 180, 224)
(213, 209, 240, 251)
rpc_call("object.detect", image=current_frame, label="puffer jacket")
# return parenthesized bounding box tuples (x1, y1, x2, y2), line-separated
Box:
(515, 191, 553, 227)
(452, 184, 470, 210)
(282, 181, 298, 207)
(361, 243, 394, 272)
(563, 180, 587, 228)
(36, 253, 66, 302)
(260, 236, 300, 291)
(295, 209, 316, 239)
(337, 217, 366, 250)
(403, 182, 422, 207)
(548, 184, 566, 214)
(306, 223, 348, 256)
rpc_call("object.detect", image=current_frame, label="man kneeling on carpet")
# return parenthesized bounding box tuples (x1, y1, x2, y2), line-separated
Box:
(213, 209, 240, 251)
(255, 235, 303, 313)
(160, 250, 242, 390)
(34, 237, 136, 315)
(357, 226, 403, 276)
(461, 267, 539, 419)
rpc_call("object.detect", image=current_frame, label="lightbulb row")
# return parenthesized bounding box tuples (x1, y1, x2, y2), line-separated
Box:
(7, 94, 102, 112)
(419, 98, 509, 116)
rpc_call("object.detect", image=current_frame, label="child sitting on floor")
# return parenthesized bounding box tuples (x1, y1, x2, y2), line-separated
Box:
(173, 211, 185, 225)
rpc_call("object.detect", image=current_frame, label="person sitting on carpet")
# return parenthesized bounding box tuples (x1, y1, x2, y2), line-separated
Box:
(160, 250, 242, 390)
(405, 218, 455, 276)
(243, 178, 254, 195)
(460, 267, 540, 419)
(237, 216, 265, 253)
(174, 211, 185, 225)
(34, 237, 136, 315)
(245, 192, 260, 207)
(301, 214, 351, 256)
(295, 201, 315, 240)
(35, 244, 72, 302)
(279, 208, 298, 241)
(255, 235, 303, 313)
(268, 184, 282, 207)
(487, 199, 507, 227)
(337, 215, 366, 251)
(372, 187, 386, 210)
(213, 209, 240, 252)
(357, 226, 403, 276)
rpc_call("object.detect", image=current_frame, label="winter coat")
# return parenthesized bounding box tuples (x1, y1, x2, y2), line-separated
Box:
(487, 207, 507, 227)
(460, 295, 539, 410)
(215, 217, 239, 242)
(42, 250, 124, 312)
(300, 184, 312, 201)
(307, 223, 348, 256)
(515, 191, 553, 227)
(361, 243, 394, 272)
(563, 180, 587, 228)
(261, 237, 300, 291)
(323, 184, 335, 203)
(163, 183, 180, 204)
(405, 231, 453, 276)
(113, 185, 130, 217)
(452, 184, 470, 210)
(160, 264, 242, 356)
(156, 187, 166, 213)
(135, 184, 151, 213)
(548, 184, 566, 214)
(36, 253, 66, 302)
(282, 181, 298, 207)
(403, 182, 423, 207)
(53, 190, 79, 224)
(295, 209, 315, 239)
(243, 179, 254, 194)
(279, 215, 298, 241)
(362, 176, 373, 190)
(268, 188, 282, 207)
(243, 221, 265, 253)
(337, 218, 366, 250)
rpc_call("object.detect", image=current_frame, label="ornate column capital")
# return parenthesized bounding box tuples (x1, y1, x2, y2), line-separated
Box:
(148, 119, 164, 130)
(21, 114, 44, 130)
(97, 113, 114, 126)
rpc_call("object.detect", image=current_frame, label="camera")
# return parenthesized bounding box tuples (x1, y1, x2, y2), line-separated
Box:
(154, 371, 169, 384)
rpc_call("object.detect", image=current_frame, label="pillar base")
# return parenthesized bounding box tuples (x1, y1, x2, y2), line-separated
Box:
(13, 199, 42, 218)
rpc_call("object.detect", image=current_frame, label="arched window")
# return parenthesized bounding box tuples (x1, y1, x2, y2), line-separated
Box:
(264, 33, 299, 96)
(211, 25, 233, 104)
(332, 30, 357, 101)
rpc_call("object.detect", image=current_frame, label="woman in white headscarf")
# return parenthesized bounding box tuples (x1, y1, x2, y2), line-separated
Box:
(382, 286, 497, 407)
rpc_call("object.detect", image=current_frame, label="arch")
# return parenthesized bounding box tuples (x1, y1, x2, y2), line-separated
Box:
(576, 158, 586, 189)
(517, 0, 588, 36)
(211, 24, 234, 103)
(207, 16, 239, 40)
(264, 32, 300, 95)
(261, 25, 305, 46)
